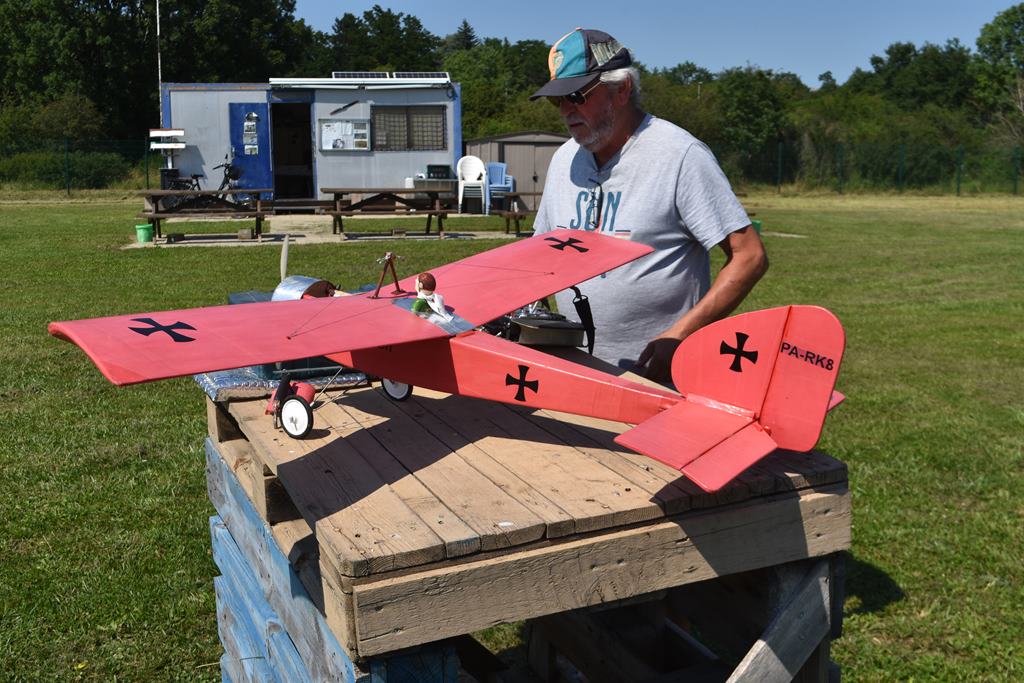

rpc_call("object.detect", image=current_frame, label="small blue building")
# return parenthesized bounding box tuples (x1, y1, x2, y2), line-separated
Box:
(161, 73, 461, 199)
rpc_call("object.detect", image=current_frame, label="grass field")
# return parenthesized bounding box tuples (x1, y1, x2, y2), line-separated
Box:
(1, 193, 1021, 680)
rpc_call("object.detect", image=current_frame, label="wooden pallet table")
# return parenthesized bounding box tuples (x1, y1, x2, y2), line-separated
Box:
(205, 381, 851, 682)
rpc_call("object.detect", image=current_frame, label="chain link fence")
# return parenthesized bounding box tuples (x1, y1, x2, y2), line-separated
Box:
(2, 138, 1022, 195)
(727, 140, 1024, 194)
(0, 139, 163, 193)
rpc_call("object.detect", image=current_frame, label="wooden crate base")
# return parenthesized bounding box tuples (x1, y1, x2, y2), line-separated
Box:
(205, 382, 851, 679)
(527, 555, 844, 682)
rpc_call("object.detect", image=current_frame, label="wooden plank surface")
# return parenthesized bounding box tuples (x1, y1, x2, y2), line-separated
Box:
(213, 577, 275, 683)
(387, 391, 579, 538)
(529, 407, 709, 515)
(331, 390, 547, 552)
(226, 384, 849, 583)
(213, 535, 312, 683)
(230, 397, 449, 578)
(216, 437, 298, 525)
(420, 395, 665, 534)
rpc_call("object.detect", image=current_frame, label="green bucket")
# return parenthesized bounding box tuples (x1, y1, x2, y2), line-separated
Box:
(135, 223, 154, 243)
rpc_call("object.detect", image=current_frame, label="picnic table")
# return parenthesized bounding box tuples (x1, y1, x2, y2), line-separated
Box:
(320, 186, 453, 236)
(138, 188, 274, 239)
(493, 190, 544, 235)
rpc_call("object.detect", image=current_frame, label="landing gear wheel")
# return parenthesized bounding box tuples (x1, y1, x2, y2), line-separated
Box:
(279, 395, 313, 438)
(381, 378, 413, 401)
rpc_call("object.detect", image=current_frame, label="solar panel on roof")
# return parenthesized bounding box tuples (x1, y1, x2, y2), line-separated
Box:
(331, 71, 389, 79)
(393, 72, 450, 79)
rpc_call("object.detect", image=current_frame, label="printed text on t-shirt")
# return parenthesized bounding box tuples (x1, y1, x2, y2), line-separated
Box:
(569, 190, 621, 231)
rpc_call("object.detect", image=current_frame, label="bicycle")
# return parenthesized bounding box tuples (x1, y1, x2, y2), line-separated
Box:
(163, 172, 202, 211)
(162, 153, 246, 211)
(212, 156, 243, 201)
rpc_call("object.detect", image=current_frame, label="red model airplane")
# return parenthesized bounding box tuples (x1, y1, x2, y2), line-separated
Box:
(49, 229, 845, 493)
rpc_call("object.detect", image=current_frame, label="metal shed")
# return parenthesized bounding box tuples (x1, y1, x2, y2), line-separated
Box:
(160, 73, 462, 201)
(464, 131, 568, 210)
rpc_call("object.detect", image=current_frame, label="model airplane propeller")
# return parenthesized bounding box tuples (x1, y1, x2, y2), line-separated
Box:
(49, 229, 846, 493)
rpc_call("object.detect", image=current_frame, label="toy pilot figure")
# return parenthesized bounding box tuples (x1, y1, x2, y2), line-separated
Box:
(410, 272, 451, 320)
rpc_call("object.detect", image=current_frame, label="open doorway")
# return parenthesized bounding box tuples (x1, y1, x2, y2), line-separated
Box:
(271, 102, 313, 199)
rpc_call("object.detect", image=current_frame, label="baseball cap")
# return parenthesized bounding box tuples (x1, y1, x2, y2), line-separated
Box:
(529, 28, 632, 100)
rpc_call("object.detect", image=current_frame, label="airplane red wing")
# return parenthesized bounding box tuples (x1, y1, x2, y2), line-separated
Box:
(49, 297, 451, 385)
(394, 228, 653, 326)
(49, 229, 652, 386)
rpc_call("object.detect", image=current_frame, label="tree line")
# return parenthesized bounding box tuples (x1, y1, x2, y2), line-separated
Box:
(1, 2, 1023, 189)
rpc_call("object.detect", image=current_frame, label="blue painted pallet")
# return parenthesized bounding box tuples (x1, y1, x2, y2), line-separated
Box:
(221, 653, 237, 683)
(212, 525, 312, 682)
(206, 438, 460, 682)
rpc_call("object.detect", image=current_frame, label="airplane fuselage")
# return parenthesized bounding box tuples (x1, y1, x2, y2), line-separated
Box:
(328, 330, 680, 426)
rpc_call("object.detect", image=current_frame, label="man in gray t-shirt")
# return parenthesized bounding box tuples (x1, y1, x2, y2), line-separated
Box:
(530, 28, 768, 383)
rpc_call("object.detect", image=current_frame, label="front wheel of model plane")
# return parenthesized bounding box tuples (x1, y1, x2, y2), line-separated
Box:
(381, 378, 413, 401)
(280, 395, 313, 438)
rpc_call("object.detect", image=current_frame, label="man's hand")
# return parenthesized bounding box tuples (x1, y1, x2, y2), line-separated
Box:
(634, 337, 682, 385)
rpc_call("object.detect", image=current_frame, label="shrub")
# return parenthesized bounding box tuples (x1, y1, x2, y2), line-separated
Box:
(0, 150, 130, 188)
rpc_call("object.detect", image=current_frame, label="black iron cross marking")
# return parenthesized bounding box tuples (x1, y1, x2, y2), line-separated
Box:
(505, 364, 539, 402)
(720, 332, 758, 372)
(129, 317, 197, 343)
(545, 236, 589, 253)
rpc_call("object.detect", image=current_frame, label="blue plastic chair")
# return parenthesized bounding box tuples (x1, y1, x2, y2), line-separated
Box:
(486, 162, 515, 209)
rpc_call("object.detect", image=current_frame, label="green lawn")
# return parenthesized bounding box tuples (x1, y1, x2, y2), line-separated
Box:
(0, 193, 1021, 680)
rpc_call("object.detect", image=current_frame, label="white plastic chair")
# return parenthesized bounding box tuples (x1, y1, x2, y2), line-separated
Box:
(457, 155, 489, 215)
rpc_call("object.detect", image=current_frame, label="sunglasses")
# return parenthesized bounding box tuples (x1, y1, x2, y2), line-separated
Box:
(547, 79, 602, 107)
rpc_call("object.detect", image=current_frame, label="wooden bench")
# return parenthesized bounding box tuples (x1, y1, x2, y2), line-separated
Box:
(321, 209, 449, 236)
(203, 367, 850, 680)
(265, 197, 334, 212)
(139, 210, 270, 240)
(138, 188, 272, 239)
(493, 191, 542, 236)
(492, 209, 534, 235)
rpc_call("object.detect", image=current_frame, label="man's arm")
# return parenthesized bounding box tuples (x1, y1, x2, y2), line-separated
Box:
(636, 225, 768, 383)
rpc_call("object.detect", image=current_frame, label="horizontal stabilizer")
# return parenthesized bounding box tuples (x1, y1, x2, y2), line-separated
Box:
(680, 422, 778, 493)
(614, 399, 753, 472)
(829, 390, 845, 411)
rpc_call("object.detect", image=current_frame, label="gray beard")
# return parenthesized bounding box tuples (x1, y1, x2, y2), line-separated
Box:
(569, 100, 617, 151)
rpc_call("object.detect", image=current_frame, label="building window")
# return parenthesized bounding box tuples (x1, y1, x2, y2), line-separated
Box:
(372, 106, 446, 151)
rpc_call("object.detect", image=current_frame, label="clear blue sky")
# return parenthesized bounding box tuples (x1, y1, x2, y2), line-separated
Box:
(293, 0, 1019, 87)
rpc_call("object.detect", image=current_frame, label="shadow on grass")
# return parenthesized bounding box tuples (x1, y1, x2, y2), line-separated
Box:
(844, 553, 905, 615)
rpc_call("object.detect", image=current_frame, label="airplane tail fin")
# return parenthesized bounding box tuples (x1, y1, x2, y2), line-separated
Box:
(753, 306, 845, 451)
(615, 305, 845, 492)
